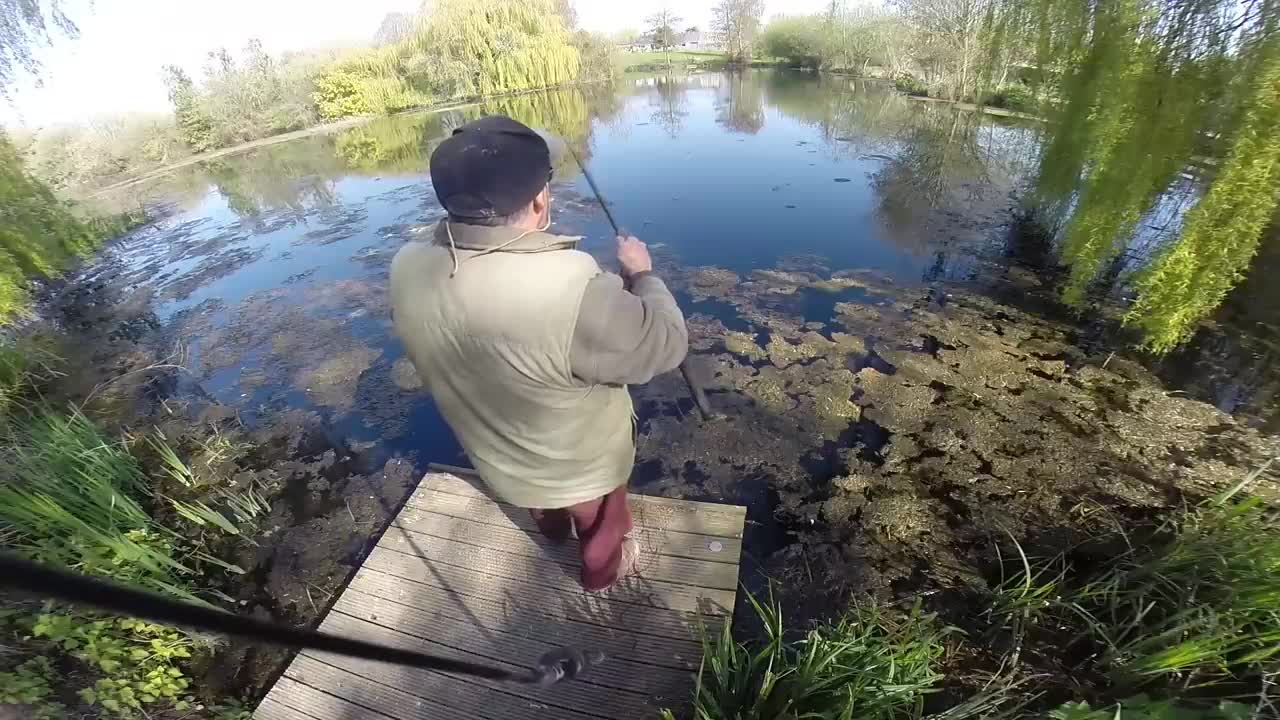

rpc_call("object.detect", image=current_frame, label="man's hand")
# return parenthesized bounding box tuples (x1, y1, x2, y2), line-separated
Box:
(616, 235, 652, 278)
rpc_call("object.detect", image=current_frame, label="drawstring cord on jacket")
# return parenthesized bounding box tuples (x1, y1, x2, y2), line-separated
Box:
(445, 214, 554, 278)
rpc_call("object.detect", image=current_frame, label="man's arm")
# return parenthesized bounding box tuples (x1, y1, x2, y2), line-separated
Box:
(570, 237, 688, 385)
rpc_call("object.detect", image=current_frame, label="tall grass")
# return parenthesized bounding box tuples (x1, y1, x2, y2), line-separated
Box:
(994, 460, 1280, 695)
(0, 409, 249, 604)
(668, 593, 999, 720)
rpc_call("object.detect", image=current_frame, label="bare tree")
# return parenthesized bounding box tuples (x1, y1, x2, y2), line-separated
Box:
(712, 0, 766, 63)
(894, 0, 989, 100)
(554, 0, 578, 30)
(646, 4, 683, 66)
(0, 0, 78, 93)
(373, 12, 416, 46)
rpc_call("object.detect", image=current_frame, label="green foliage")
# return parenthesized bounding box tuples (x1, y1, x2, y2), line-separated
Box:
(0, 132, 100, 323)
(761, 16, 828, 69)
(1049, 697, 1252, 720)
(983, 84, 1035, 113)
(994, 463, 1280, 691)
(163, 65, 215, 153)
(0, 409, 250, 604)
(0, 0, 78, 93)
(314, 0, 583, 121)
(33, 613, 195, 717)
(0, 335, 62, 417)
(313, 67, 383, 118)
(673, 592, 966, 720)
(0, 410, 267, 717)
(0, 656, 64, 719)
(570, 29, 620, 83)
(22, 116, 189, 193)
(1125, 46, 1280, 352)
(895, 74, 930, 97)
(209, 698, 255, 720)
(163, 41, 322, 152)
(993, 0, 1279, 349)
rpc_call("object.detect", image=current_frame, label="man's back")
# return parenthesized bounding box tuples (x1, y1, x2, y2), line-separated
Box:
(390, 223, 636, 508)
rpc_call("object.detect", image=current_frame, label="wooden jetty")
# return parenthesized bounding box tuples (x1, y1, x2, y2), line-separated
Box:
(255, 472, 747, 720)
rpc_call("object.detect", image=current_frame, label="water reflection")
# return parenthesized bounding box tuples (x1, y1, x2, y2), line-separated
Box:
(716, 73, 765, 135)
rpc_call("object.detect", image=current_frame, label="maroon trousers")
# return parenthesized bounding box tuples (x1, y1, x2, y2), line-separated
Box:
(528, 484, 633, 591)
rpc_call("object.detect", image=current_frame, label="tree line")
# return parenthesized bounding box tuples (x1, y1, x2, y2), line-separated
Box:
(13, 0, 617, 196)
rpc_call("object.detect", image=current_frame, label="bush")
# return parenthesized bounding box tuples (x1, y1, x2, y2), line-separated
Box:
(895, 74, 930, 97)
(984, 84, 1036, 113)
(571, 29, 621, 83)
(760, 16, 827, 69)
(23, 117, 188, 193)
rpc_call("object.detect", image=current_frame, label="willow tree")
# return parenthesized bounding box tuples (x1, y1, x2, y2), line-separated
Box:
(985, 0, 1280, 351)
(316, 0, 581, 119)
(405, 0, 580, 98)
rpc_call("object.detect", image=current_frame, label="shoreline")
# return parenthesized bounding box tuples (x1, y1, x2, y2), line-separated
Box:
(87, 82, 611, 198)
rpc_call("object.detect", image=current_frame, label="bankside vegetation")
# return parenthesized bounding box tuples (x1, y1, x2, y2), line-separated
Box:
(0, 351, 267, 719)
(0, 133, 143, 324)
(990, 0, 1280, 352)
(677, 464, 1278, 719)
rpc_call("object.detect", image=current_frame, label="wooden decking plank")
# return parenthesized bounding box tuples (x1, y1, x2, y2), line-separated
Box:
(386, 516, 740, 590)
(399, 499, 744, 564)
(334, 582, 696, 695)
(316, 611, 667, 719)
(261, 676, 400, 720)
(360, 546, 722, 642)
(412, 474, 745, 538)
(346, 569, 704, 669)
(285, 654, 509, 720)
(254, 693, 328, 720)
(368, 538, 737, 616)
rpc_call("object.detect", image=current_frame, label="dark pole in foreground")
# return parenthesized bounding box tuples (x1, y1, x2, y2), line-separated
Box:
(566, 146, 718, 421)
(0, 554, 602, 685)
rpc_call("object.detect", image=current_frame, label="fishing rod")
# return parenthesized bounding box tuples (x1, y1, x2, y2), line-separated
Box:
(565, 146, 719, 422)
(0, 554, 603, 686)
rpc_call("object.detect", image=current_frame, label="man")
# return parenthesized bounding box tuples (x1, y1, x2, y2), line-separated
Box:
(389, 116, 689, 592)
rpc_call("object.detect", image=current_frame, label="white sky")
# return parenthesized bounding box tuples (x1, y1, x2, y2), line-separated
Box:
(2, 0, 830, 128)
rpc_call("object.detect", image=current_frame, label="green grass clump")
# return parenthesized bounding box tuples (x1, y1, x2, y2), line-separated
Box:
(0, 409, 251, 604)
(995, 460, 1280, 695)
(668, 594, 975, 720)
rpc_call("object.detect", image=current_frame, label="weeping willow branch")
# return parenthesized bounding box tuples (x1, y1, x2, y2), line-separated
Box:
(1124, 45, 1280, 352)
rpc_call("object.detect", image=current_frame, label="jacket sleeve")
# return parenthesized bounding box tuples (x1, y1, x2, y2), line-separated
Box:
(570, 271, 689, 385)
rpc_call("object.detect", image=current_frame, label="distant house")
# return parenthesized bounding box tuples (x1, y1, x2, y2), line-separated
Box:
(679, 30, 706, 49)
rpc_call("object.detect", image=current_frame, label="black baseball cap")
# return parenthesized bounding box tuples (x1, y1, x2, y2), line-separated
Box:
(429, 116, 552, 220)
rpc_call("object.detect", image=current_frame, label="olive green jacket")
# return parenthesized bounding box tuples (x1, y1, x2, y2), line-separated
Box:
(389, 221, 687, 508)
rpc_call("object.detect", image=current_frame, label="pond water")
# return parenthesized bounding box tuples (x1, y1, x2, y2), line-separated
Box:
(78, 70, 1277, 645)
